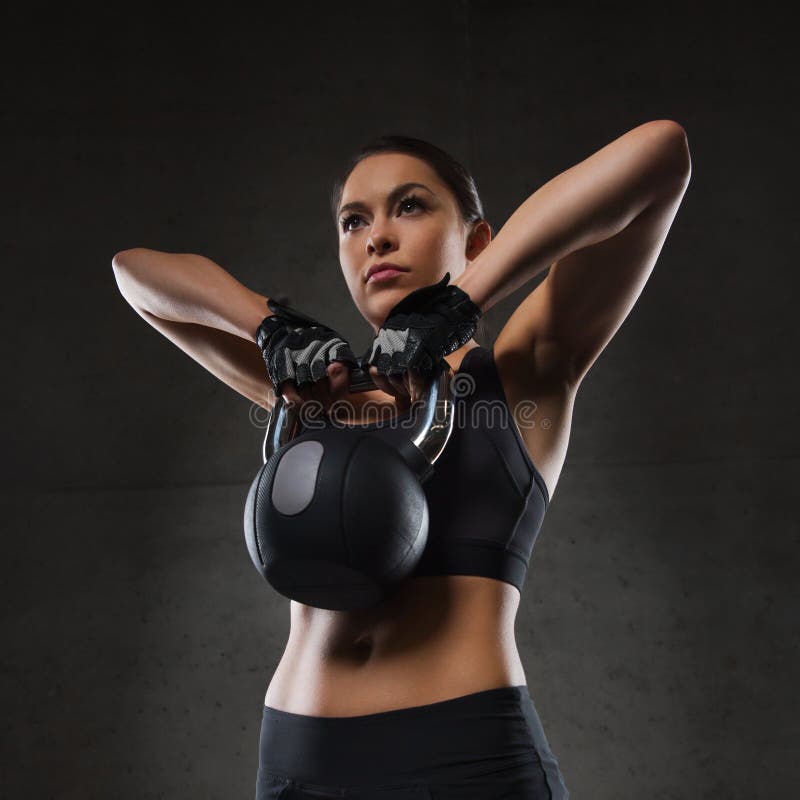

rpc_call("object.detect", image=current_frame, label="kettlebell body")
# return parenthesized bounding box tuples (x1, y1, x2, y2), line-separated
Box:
(243, 364, 454, 611)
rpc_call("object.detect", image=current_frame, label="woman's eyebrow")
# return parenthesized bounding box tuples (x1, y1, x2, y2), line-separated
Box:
(338, 182, 436, 218)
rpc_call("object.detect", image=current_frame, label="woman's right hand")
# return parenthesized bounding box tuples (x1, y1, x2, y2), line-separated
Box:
(255, 298, 359, 420)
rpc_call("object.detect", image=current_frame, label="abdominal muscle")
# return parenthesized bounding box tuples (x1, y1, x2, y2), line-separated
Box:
(263, 574, 527, 716)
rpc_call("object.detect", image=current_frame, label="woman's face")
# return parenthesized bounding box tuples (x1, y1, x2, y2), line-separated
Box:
(336, 153, 477, 333)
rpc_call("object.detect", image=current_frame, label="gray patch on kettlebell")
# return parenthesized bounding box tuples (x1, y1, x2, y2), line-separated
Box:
(271, 440, 324, 515)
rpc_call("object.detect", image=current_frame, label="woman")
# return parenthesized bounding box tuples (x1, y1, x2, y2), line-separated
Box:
(112, 123, 691, 798)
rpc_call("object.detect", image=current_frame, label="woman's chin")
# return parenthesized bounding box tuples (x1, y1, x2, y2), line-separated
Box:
(365, 296, 404, 326)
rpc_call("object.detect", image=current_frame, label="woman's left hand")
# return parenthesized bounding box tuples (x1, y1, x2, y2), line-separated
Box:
(359, 272, 482, 407)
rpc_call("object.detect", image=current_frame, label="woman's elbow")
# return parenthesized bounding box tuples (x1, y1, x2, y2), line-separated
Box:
(112, 248, 145, 271)
(650, 119, 692, 180)
(111, 250, 144, 305)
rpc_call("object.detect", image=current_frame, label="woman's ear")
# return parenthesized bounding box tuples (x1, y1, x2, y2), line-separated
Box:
(465, 220, 492, 262)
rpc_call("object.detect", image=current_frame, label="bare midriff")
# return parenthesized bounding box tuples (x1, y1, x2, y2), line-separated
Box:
(264, 345, 530, 717)
(263, 574, 527, 716)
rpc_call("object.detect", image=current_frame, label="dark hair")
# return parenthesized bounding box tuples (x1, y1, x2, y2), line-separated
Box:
(330, 134, 494, 345)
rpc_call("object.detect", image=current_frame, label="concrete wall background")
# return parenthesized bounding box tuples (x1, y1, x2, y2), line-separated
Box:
(2, 3, 796, 798)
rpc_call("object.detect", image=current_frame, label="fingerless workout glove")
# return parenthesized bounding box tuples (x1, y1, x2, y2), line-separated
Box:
(361, 272, 482, 378)
(255, 298, 358, 393)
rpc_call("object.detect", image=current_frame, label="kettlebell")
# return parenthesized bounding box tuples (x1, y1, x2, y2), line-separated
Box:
(243, 361, 454, 611)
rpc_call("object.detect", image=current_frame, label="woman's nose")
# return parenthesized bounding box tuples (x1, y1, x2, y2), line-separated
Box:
(368, 235, 395, 255)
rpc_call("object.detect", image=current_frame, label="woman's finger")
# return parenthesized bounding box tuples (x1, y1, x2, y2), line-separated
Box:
(409, 369, 427, 404)
(327, 362, 350, 399)
(325, 363, 351, 421)
(385, 372, 410, 399)
(279, 380, 303, 408)
(368, 366, 394, 397)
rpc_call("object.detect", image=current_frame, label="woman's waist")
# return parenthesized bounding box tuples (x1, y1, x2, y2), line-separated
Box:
(288, 575, 522, 650)
(265, 631, 527, 716)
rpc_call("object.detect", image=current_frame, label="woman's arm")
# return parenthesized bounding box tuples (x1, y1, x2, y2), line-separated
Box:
(112, 248, 268, 338)
(453, 119, 692, 387)
(111, 248, 276, 409)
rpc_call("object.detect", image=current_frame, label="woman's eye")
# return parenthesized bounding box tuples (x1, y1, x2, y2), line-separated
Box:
(340, 195, 424, 233)
(398, 194, 426, 216)
(341, 214, 361, 232)
(399, 195, 422, 213)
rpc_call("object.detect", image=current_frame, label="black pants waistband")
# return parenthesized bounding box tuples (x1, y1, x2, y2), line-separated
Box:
(259, 684, 566, 790)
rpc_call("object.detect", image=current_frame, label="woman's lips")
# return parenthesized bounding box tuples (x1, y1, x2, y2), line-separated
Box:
(367, 268, 406, 283)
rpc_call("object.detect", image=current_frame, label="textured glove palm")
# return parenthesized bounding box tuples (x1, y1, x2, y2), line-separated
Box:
(256, 299, 358, 393)
(361, 272, 482, 378)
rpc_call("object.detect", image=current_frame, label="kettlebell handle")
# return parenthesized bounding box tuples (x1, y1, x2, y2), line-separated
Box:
(261, 361, 455, 469)
(347, 366, 378, 393)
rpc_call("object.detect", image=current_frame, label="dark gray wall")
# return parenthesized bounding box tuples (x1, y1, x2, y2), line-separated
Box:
(2, 3, 796, 798)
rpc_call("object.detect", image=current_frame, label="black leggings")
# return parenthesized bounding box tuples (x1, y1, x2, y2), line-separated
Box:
(255, 684, 570, 799)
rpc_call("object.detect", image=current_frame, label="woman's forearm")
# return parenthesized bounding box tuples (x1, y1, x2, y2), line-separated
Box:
(111, 248, 271, 341)
(454, 119, 691, 313)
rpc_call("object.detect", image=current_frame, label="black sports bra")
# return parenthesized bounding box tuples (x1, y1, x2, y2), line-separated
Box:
(347, 345, 550, 594)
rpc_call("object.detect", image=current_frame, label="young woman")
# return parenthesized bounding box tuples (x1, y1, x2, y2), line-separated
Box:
(112, 124, 691, 799)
